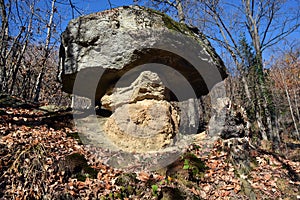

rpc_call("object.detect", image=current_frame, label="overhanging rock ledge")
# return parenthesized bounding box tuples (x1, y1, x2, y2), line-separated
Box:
(59, 5, 227, 102)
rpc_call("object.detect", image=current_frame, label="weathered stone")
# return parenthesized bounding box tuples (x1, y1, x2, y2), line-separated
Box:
(177, 98, 201, 134)
(101, 71, 168, 111)
(59, 5, 227, 101)
(71, 95, 92, 110)
(103, 99, 179, 152)
(207, 82, 230, 137)
(207, 81, 250, 139)
(62, 6, 229, 168)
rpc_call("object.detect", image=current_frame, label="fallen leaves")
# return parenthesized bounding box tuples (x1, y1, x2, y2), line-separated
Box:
(0, 103, 300, 199)
(137, 171, 151, 182)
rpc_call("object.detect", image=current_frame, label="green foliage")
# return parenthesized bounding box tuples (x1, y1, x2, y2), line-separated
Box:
(237, 33, 276, 140)
(181, 153, 207, 180)
(115, 173, 137, 185)
(183, 159, 190, 170)
(151, 184, 159, 196)
(238, 34, 256, 71)
(183, 159, 201, 177)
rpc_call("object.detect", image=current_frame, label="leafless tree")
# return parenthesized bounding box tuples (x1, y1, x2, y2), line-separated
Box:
(0, 0, 73, 105)
(136, 0, 300, 142)
(135, 0, 186, 23)
(33, 0, 57, 102)
(270, 48, 300, 140)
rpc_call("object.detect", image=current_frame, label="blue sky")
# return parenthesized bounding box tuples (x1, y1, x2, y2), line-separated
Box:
(58, 0, 134, 30)
(68, 0, 134, 17)
(81, 0, 133, 12)
(57, 0, 299, 65)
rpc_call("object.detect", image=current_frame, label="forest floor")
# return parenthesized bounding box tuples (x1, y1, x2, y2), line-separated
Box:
(0, 95, 299, 199)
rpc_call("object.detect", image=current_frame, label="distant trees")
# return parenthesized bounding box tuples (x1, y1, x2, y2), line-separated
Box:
(135, 0, 300, 143)
(0, 0, 56, 102)
(0, 0, 82, 105)
(1, 0, 298, 142)
(269, 48, 300, 140)
(33, 0, 57, 102)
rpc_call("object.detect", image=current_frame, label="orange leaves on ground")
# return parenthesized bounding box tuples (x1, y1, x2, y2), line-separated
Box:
(137, 171, 151, 182)
(1, 104, 300, 199)
(192, 140, 244, 199)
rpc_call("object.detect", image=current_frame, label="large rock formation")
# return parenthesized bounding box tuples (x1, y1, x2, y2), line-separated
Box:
(104, 99, 179, 152)
(59, 5, 227, 101)
(59, 5, 228, 168)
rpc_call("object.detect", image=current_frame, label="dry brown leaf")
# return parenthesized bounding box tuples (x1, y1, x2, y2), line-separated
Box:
(138, 171, 150, 182)
(190, 187, 201, 195)
(264, 173, 272, 181)
(222, 190, 230, 197)
(203, 184, 211, 192)
(199, 190, 207, 199)
(234, 184, 241, 193)
(222, 185, 235, 190)
(77, 181, 86, 190)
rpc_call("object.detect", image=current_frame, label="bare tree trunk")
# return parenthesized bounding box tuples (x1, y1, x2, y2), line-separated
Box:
(279, 69, 300, 139)
(9, 10, 33, 95)
(0, 0, 9, 93)
(34, 0, 56, 102)
(270, 81, 281, 144)
(294, 90, 300, 124)
(243, 0, 274, 140)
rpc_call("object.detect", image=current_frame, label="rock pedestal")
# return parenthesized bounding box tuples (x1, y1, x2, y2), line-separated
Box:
(100, 71, 180, 152)
(60, 6, 228, 159)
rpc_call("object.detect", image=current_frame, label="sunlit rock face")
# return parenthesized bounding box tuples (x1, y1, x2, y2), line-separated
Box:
(100, 71, 178, 152)
(104, 99, 179, 152)
(59, 5, 227, 101)
(60, 5, 228, 155)
(101, 71, 169, 111)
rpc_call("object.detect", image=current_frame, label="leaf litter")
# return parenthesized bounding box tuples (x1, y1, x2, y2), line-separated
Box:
(0, 102, 299, 199)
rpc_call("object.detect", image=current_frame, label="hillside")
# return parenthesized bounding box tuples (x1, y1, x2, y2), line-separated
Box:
(0, 95, 299, 199)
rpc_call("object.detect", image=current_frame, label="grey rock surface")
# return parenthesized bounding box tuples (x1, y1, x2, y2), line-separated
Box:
(61, 6, 229, 169)
(59, 5, 227, 101)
